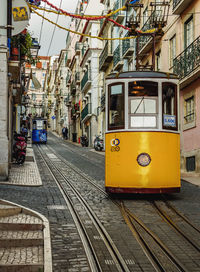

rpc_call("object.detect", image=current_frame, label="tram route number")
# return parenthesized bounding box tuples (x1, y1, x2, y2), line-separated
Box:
(111, 146, 120, 152)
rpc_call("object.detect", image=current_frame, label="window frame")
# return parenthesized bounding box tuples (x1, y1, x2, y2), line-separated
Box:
(108, 82, 125, 131)
(162, 82, 178, 131)
(184, 95, 195, 124)
(184, 15, 193, 49)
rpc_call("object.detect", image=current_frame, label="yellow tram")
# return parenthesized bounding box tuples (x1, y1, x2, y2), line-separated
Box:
(105, 71, 180, 194)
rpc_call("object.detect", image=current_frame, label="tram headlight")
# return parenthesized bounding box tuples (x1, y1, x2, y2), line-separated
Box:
(137, 153, 151, 167)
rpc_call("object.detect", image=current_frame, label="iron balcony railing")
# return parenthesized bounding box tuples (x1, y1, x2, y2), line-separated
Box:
(173, 36, 200, 80)
(138, 15, 152, 52)
(113, 45, 122, 69)
(112, 0, 126, 22)
(122, 33, 134, 58)
(99, 41, 113, 71)
(172, 0, 193, 14)
(173, 0, 184, 10)
(81, 103, 91, 121)
(81, 69, 91, 90)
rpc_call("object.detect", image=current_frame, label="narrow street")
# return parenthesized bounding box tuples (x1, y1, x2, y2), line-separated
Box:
(0, 133, 200, 271)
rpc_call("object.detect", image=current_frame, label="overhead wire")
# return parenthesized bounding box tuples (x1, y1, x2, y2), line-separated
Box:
(46, 0, 63, 56)
(38, 2, 47, 45)
(29, 6, 156, 40)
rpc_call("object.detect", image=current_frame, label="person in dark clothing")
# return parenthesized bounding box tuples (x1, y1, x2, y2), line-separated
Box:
(62, 127, 66, 139)
(65, 127, 68, 140)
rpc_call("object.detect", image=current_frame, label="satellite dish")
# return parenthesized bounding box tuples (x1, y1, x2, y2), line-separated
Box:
(12, 0, 31, 36)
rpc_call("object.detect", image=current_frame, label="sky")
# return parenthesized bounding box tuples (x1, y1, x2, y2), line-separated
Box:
(28, 0, 79, 57)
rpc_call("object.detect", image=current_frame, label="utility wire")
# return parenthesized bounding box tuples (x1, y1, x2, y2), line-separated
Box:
(46, 0, 63, 56)
(38, 2, 47, 45)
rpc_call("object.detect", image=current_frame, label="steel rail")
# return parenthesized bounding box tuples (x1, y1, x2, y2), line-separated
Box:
(120, 202, 189, 272)
(40, 144, 189, 272)
(36, 145, 101, 272)
(161, 195, 200, 233)
(37, 145, 130, 272)
(152, 200, 200, 253)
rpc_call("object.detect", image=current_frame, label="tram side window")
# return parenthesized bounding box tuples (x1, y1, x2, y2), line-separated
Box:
(128, 81, 158, 128)
(162, 83, 177, 130)
(108, 84, 124, 130)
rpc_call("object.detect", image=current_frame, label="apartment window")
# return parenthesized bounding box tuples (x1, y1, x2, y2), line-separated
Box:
(186, 156, 195, 172)
(184, 96, 194, 123)
(170, 35, 176, 67)
(184, 16, 193, 48)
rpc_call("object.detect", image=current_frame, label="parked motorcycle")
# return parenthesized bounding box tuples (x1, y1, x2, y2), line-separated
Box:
(13, 132, 27, 164)
(80, 135, 89, 147)
(94, 135, 104, 151)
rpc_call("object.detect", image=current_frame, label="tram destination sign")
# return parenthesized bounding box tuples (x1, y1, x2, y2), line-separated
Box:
(163, 114, 176, 127)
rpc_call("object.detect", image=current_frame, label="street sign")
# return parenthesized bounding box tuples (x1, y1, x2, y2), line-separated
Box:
(52, 116, 56, 120)
(12, 0, 31, 36)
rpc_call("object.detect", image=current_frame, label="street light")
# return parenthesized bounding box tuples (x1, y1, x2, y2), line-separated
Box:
(30, 38, 40, 58)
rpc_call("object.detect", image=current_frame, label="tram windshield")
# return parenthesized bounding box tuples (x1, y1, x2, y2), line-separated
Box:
(108, 84, 124, 130)
(128, 81, 158, 128)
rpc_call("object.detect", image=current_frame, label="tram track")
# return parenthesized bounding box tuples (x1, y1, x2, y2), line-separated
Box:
(35, 143, 195, 272)
(36, 144, 130, 272)
(151, 199, 200, 252)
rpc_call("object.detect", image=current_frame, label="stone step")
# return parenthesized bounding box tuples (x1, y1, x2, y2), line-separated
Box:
(0, 230, 43, 247)
(0, 223, 43, 231)
(0, 205, 21, 218)
(0, 212, 43, 224)
(0, 246, 44, 271)
(0, 264, 44, 272)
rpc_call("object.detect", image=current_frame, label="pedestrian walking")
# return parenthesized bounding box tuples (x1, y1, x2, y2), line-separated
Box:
(65, 127, 68, 140)
(62, 127, 66, 139)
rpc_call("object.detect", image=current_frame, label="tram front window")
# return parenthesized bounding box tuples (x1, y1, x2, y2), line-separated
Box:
(108, 84, 124, 130)
(128, 81, 158, 128)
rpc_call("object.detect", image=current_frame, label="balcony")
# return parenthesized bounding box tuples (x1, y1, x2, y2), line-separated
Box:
(64, 94, 71, 106)
(113, 45, 123, 71)
(112, 0, 126, 24)
(66, 73, 71, 86)
(70, 81, 76, 95)
(173, 36, 200, 88)
(81, 103, 92, 122)
(138, 17, 152, 55)
(122, 35, 134, 58)
(81, 69, 91, 92)
(99, 41, 113, 71)
(82, 44, 89, 58)
(172, 0, 193, 15)
(75, 72, 80, 84)
(75, 42, 82, 55)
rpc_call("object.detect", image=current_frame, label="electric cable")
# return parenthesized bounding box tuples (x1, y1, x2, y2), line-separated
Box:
(46, 0, 63, 56)
(29, 6, 156, 41)
(38, 1, 47, 45)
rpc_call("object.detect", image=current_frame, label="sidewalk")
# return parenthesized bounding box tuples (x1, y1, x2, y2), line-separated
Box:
(0, 143, 52, 272)
(181, 172, 200, 187)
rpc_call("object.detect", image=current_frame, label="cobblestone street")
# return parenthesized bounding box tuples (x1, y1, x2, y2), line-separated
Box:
(0, 133, 199, 271)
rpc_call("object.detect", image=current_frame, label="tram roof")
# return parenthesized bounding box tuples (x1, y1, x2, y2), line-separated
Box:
(106, 71, 178, 80)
